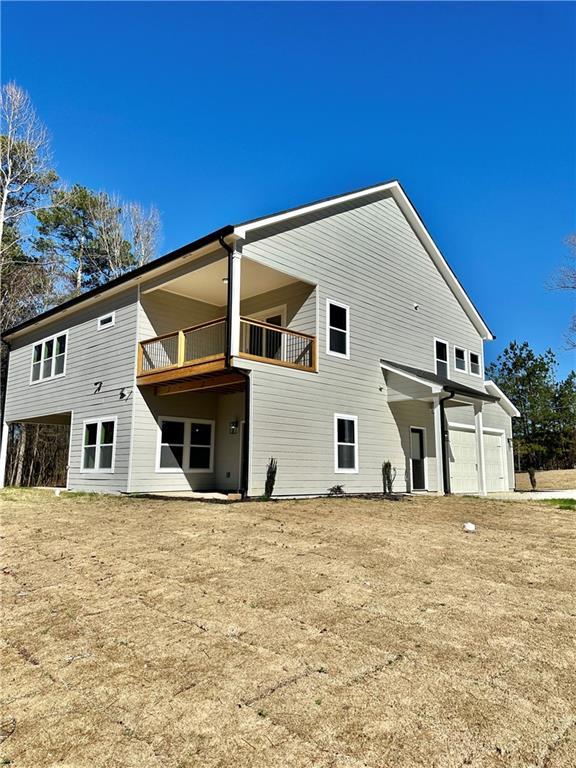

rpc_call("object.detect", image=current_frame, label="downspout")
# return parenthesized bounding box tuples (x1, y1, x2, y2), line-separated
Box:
(439, 389, 456, 494)
(218, 235, 251, 498)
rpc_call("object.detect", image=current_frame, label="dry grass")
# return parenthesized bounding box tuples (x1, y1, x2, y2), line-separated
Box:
(515, 469, 576, 491)
(1, 489, 575, 767)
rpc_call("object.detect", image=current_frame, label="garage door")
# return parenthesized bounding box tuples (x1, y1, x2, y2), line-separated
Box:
(449, 428, 478, 493)
(484, 433, 507, 492)
(448, 427, 507, 493)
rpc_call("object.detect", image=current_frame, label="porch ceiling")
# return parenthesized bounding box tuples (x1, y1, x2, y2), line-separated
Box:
(158, 256, 303, 306)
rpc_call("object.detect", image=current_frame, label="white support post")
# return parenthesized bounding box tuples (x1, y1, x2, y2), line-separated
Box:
(432, 396, 444, 494)
(230, 251, 242, 358)
(0, 421, 9, 488)
(474, 401, 487, 496)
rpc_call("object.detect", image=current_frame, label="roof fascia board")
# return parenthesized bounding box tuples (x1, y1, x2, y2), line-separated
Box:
(485, 380, 520, 417)
(234, 181, 398, 238)
(234, 181, 493, 341)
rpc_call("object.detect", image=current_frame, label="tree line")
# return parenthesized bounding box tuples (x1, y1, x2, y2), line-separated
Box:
(1, 82, 161, 485)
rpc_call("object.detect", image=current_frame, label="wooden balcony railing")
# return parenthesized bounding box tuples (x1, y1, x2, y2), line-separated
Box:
(137, 317, 316, 380)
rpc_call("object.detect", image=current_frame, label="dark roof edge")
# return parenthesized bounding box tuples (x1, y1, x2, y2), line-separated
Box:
(380, 358, 499, 402)
(2, 225, 234, 340)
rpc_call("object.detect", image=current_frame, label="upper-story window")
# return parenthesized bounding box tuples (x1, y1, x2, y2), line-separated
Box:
(31, 332, 67, 383)
(434, 339, 448, 377)
(97, 312, 115, 330)
(327, 300, 350, 359)
(454, 347, 467, 372)
(469, 351, 481, 376)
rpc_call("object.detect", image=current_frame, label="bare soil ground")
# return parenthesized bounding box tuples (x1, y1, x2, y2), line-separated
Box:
(515, 468, 576, 491)
(1, 490, 575, 768)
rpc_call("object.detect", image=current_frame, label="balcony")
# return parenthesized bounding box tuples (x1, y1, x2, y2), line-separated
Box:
(137, 316, 317, 387)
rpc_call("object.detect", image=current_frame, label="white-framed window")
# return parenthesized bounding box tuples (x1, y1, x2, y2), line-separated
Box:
(469, 351, 482, 377)
(81, 417, 116, 473)
(31, 331, 68, 383)
(334, 414, 358, 473)
(97, 312, 115, 330)
(434, 338, 448, 378)
(326, 300, 350, 359)
(454, 347, 467, 373)
(156, 417, 214, 473)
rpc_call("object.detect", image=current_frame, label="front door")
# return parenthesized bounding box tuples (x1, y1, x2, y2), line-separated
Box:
(410, 427, 426, 491)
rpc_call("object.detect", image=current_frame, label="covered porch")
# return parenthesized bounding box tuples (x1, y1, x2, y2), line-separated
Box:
(381, 360, 501, 496)
(136, 247, 317, 392)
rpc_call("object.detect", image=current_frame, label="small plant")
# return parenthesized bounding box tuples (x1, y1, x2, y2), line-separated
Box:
(264, 457, 278, 499)
(527, 467, 537, 491)
(327, 484, 345, 496)
(257, 708, 268, 718)
(314, 698, 322, 705)
(382, 461, 396, 494)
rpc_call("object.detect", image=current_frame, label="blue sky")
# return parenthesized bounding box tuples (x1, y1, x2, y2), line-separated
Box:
(3, 1, 575, 376)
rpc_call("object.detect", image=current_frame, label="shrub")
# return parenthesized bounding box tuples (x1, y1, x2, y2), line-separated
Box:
(264, 457, 278, 499)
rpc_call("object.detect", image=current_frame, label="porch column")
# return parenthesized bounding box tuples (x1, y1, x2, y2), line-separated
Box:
(0, 421, 9, 488)
(432, 396, 444, 494)
(230, 251, 242, 357)
(474, 401, 487, 496)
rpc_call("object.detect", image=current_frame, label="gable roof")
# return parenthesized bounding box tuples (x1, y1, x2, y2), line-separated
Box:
(2, 180, 494, 341)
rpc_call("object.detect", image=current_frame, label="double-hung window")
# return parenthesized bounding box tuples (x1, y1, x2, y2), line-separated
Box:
(157, 417, 214, 472)
(327, 300, 350, 358)
(82, 418, 116, 472)
(31, 332, 67, 382)
(469, 351, 481, 376)
(334, 414, 358, 473)
(434, 339, 448, 378)
(454, 347, 467, 372)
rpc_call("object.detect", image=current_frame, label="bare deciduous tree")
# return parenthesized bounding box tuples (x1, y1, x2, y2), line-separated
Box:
(550, 234, 576, 349)
(127, 201, 160, 267)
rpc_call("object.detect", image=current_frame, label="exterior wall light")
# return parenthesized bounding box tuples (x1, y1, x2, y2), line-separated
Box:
(229, 420, 239, 435)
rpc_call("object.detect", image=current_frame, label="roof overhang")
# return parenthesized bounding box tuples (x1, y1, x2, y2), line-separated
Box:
(484, 380, 520, 417)
(380, 361, 498, 404)
(235, 181, 494, 341)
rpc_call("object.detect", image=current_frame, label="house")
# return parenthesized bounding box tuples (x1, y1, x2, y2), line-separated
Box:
(0, 180, 519, 497)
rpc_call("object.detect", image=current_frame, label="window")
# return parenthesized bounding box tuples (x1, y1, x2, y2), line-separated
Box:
(97, 312, 115, 330)
(82, 418, 116, 472)
(454, 347, 467, 372)
(31, 332, 67, 382)
(157, 417, 214, 473)
(469, 351, 481, 376)
(434, 339, 448, 377)
(334, 414, 358, 473)
(327, 300, 350, 358)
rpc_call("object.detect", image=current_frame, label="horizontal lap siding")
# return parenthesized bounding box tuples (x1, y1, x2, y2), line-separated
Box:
(242, 195, 489, 496)
(4, 290, 139, 493)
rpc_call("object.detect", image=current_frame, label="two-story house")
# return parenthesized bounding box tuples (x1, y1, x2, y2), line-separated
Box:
(0, 181, 519, 497)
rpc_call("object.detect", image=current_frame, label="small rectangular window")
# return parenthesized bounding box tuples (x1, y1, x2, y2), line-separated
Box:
(157, 417, 214, 473)
(327, 300, 350, 358)
(82, 418, 116, 472)
(435, 339, 448, 378)
(334, 414, 358, 473)
(454, 347, 467, 372)
(31, 332, 67, 383)
(97, 312, 115, 330)
(469, 352, 481, 376)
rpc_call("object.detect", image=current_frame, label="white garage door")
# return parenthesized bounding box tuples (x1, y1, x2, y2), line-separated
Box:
(484, 433, 507, 492)
(449, 427, 507, 493)
(449, 428, 478, 493)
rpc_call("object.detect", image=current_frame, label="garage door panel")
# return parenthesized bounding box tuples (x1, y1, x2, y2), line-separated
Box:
(449, 428, 478, 493)
(448, 427, 507, 493)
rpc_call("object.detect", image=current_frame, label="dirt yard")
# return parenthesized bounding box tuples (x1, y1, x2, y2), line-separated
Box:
(1, 490, 575, 767)
(515, 468, 576, 491)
